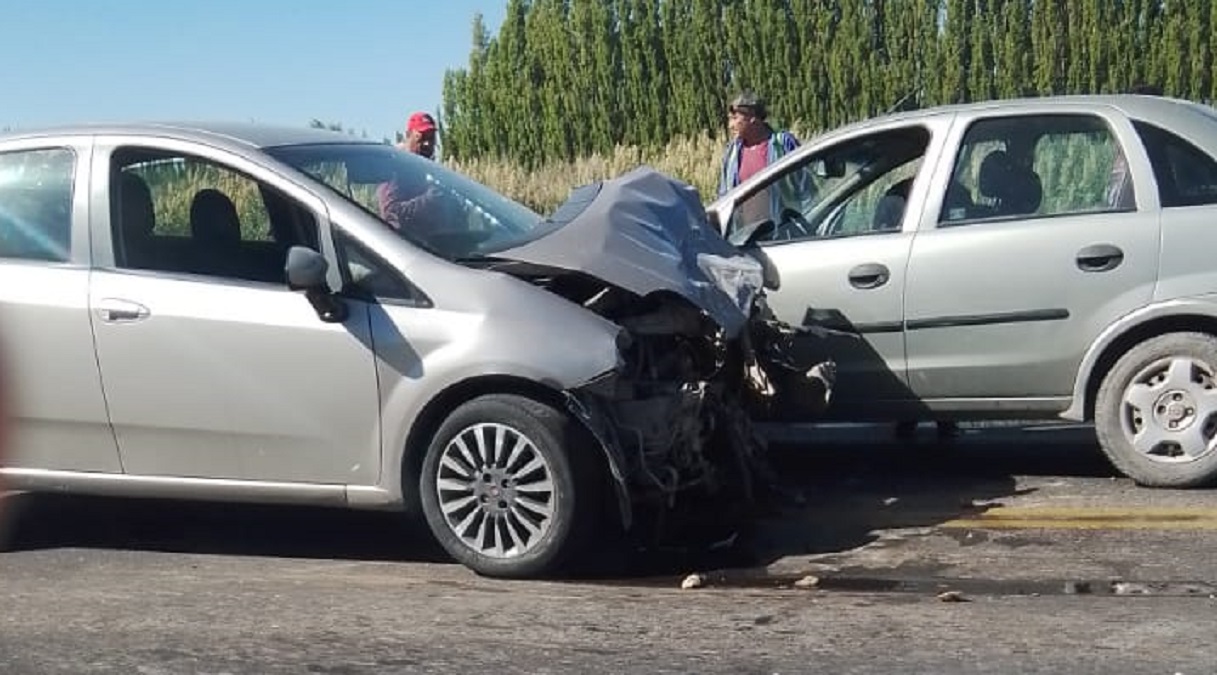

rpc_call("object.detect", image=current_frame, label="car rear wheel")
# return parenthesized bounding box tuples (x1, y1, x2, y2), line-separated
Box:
(419, 393, 603, 578)
(1095, 332, 1217, 487)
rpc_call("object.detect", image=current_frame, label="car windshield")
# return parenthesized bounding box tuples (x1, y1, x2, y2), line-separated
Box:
(265, 143, 551, 259)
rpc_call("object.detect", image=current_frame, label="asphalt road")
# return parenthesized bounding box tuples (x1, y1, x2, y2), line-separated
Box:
(2, 422, 1216, 674)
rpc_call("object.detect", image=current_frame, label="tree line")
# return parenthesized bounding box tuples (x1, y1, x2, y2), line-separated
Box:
(437, 0, 1214, 168)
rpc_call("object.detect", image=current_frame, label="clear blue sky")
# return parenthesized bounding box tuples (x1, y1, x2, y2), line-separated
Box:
(0, 1, 505, 140)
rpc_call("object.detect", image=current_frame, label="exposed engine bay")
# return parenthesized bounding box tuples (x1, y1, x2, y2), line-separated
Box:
(480, 166, 840, 550)
(494, 266, 835, 543)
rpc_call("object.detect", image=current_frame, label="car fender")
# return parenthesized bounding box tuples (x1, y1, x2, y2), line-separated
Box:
(1064, 295, 1217, 421)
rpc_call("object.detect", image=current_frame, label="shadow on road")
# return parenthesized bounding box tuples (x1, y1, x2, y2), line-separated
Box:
(0, 424, 1117, 575)
(0, 493, 451, 564)
(616, 423, 1118, 577)
(752, 423, 1113, 555)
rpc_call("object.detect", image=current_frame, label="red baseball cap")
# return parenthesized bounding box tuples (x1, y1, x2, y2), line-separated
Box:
(407, 112, 437, 134)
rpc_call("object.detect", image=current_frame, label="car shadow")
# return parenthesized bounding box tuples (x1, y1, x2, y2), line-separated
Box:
(612, 422, 1118, 577)
(0, 424, 1116, 577)
(759, 423, 1113, 552)
(0, 492, 452, 564)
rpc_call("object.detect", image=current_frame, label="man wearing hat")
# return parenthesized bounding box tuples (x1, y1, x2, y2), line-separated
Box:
(378, 111, 442, 231)
(717, 92, 802, 227)
(399, 111, 439, 159)
(718, 92, 800, 193)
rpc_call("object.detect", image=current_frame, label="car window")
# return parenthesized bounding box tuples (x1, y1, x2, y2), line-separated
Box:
(1131, 120, 1217, 207)
(728, 126, 931, 245)
(110, 147, 319, 285)
(0, 147, 75, 263)
(333, 229, 422, 304)
(939, 113, 1133, 226)
(266, 143, 547, 262)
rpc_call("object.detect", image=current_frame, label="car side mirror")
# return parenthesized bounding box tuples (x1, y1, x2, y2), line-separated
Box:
(285, 246, 348, 323)
(736, 220, 781, 291)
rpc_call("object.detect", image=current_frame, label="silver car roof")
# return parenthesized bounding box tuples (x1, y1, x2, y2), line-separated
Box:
(812, 93, 1217, 133)
(0, 120, 382, 150)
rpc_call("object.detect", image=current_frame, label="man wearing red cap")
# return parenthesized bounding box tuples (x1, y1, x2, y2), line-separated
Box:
(400, 111, 438, 159)
(378, 111, 442, 231)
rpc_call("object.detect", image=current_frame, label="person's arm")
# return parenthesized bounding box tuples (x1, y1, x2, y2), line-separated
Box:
(378, 179, 441, 231)
(779, 131, 810, 201)
(718, 141, 738, 197)
(781, 130, 801, 153)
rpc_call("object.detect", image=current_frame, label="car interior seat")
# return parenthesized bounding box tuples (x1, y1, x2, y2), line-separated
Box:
(189, 188, 243, 277)
(940, 179, 976, 223)
(872, 177, 914, 232)
(116, 172, 157, 268)
(978, 149, 1043, 218)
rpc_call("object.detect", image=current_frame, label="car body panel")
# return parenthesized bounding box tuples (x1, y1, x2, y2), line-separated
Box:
(902, 211, 1160, 398)
(361, 265, 627, 502)
(761, 233, 913, 405)
(1156, 205, 1217, 301)
(0, 265, 123, 473)
(87, 270, 385, 484)
(903, 103, 1162, 399)
(493, 166, 764, 337)
(77, 135, 385, 485)
(1063, 296, 1217, 421)
(1148, 103, 1217, 303)
(0, 135, 123, 473)
(728, 114, 957, 408)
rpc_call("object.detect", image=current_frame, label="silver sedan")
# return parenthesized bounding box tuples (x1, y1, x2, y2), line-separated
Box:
(0, 123, 830, 578)
(708, 93, 1217, 488)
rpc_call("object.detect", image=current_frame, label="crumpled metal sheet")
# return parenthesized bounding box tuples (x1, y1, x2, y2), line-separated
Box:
(494, 166, 765, 337)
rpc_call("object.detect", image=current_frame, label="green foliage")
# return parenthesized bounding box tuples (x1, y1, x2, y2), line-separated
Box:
(437, 0, 1215, 169)
(127, 161, 270, 240)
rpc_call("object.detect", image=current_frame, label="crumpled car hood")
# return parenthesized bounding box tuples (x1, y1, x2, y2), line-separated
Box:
(492, 166, 765, 337)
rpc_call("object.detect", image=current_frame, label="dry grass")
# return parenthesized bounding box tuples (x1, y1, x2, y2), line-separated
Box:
(449, 124, 1116, 216)
(449, 131, 741, 213)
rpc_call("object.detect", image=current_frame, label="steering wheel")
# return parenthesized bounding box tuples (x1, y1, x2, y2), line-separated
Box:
(777, 208, 814, 240)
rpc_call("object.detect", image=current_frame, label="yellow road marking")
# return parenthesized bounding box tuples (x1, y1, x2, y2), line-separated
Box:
(941, 506, 1217, 531)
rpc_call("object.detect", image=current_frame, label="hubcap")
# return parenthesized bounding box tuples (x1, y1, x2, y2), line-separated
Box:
(435, 423, 556, 558)
(1121, 356, 1217, 463)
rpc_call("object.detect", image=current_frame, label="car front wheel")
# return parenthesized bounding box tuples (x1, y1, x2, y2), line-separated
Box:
(1095, 331, 1217, 488)
(419, 393, 602, 578)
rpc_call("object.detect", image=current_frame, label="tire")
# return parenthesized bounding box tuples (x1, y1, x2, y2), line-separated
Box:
(418, 393, 603, 578)
(1095, 332, 1217, 488)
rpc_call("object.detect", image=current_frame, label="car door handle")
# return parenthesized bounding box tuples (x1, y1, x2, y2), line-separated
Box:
(848, 263, 890, 289)
(95, 298, 150, 323)
(1076, 244, 1124, 272)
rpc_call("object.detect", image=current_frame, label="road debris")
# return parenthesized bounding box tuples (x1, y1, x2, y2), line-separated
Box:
(936, 590, 969, 602)
(793, 575, 820, 589)
(681, 573, 707, 590)
(1111, 581, 1151, 595)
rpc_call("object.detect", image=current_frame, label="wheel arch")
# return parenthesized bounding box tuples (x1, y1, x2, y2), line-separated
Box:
(1074, 313, 1217, 421)
(398, 374, 630, 529)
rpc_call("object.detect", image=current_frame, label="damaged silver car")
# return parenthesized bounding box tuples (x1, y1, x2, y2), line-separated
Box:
(0, 123, 832, 578)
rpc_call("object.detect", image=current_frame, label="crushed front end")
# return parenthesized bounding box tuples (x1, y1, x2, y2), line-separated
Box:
(561, 281, 836, 549)
(486, 166, 839, 550)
